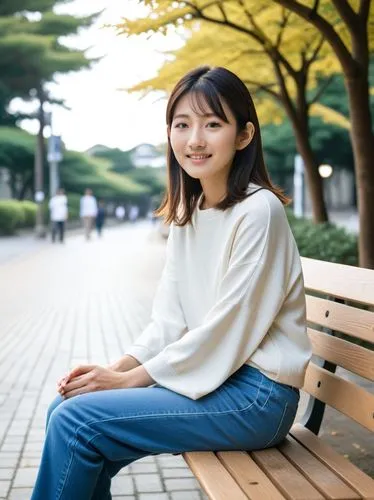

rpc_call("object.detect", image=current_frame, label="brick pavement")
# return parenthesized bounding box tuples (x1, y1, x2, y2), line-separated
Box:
(0, 223, 207, 499)
(0, 222, 372, 499)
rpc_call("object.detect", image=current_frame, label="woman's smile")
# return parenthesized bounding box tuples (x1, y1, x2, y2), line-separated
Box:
(186, 153, 212, 165)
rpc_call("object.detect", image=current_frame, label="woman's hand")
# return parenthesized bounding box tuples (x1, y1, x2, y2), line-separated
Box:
(58, 365, 127, 399)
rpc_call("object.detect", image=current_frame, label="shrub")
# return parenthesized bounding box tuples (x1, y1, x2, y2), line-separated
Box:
(287, 210, 358, 265)
(19, 200, 37, 227)
(0, 200, 25, 234)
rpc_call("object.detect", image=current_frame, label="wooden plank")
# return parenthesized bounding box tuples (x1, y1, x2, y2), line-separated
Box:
(217, 451, 286, 499)
(291, 424, 374, 499)
(306, 295, 374, 344)
(251, 447, 324, 499)
(308, 328, 374, 381)
(183, 452, 248, 500)
(303, 363, 374, 431)
(278, 435, 360, 499)
(301, 257, 374, 306)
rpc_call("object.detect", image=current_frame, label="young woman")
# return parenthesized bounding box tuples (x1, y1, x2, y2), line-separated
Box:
(31, 66, 311, 499)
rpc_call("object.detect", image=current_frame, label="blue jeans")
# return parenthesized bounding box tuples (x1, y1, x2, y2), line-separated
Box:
(31, 365, 299, 500)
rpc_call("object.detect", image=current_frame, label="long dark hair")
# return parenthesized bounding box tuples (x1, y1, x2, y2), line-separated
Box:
(156, 66, 289, 225)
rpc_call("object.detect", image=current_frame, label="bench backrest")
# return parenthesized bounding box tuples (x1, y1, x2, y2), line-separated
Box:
(301, 257, 374, 432)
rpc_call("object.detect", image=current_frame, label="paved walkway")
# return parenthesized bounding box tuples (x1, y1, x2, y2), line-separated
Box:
(0, 223, 372, 499)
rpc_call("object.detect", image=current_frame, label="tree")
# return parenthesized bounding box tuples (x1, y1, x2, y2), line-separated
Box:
(0, 126, 35, 198)
(0, 1, 99, 234)
(264, 0, 374, 267)
(91, 148, 135, 174)
(118, 2, 343, 223)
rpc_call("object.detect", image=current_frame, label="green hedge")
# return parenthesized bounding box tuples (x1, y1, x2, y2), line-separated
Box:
(19, 200, 37, 227)
(0, 199, 37, 235)
(287, 210, 358, 266)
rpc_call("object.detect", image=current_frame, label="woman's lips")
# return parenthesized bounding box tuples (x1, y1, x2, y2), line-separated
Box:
(186, 154, 212, 165)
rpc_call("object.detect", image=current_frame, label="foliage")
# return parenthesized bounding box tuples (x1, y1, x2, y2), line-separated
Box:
(0, 126, 35, 173)
(287, 210, 358, 265)
(0, 199, 25, 234)
(19, 200, 37, 226)
(91, 148, 135, 174)
(126, 167, 166, 197)
(59, 151, 149, 200)
(120, 5, 337, 126)
(0, 0, 99, 124)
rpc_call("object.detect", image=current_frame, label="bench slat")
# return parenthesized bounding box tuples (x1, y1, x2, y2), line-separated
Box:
(303, 363, 374, 431)
(306, 295, 374, 344)
(302, 257, 374, 306)
(308, 328, 374, 381)
(251, 447, 324, 499)
(278, 435, 361, 499)
(217, 451, 286, 499)
(183, 451, 248, 500)
(290, 424, 374, 498)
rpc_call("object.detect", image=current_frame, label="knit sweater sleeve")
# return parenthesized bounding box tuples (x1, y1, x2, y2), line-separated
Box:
(124, 224, 188, 364)
(142, 197, 292, 399)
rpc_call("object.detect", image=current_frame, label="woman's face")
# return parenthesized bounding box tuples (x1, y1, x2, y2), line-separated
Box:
(169, 93, 248, 184)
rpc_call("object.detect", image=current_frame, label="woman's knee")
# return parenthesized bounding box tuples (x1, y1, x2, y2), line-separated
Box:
(46, 395, 64, 429)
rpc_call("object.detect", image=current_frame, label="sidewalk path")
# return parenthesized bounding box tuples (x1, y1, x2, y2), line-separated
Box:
(0, 223, 372, 500)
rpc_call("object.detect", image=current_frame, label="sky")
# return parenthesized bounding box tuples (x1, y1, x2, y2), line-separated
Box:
(13, 0, 185, 153)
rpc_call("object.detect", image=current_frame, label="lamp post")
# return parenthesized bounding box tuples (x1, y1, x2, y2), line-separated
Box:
(318, 164, 333, 179)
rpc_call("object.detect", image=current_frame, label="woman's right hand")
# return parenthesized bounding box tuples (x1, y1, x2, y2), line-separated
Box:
(57, 355, 141, 391)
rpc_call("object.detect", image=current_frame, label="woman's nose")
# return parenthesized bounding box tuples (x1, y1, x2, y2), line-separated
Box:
(187, 128, 206, 150)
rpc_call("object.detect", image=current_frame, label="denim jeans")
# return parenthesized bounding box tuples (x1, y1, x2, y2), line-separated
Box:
(31, 365, 299, 500)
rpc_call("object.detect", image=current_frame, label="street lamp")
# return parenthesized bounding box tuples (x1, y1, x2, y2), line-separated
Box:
(318, 164, 333, 179)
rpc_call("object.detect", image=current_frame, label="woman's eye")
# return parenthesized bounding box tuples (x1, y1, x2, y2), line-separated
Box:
(174, 123, 187, 129)
(207, 122, 221, 128)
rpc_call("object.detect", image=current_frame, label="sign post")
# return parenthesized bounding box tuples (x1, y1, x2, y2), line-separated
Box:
(48, 135, 63, 197)
(293, 154, 304, 218)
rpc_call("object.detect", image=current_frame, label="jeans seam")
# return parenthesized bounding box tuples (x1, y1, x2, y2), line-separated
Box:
(56, 426, 102, 499)
(64, 374, 266, 435)
(259, 379, 274, 409)
(262, 402, 289, 448)
(56, 435, 77, 500)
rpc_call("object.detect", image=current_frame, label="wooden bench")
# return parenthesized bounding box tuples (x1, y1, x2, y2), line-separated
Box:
(183, 257, 374, 499)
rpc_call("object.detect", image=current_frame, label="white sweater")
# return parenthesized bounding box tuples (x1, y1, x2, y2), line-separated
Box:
(126, 185, 312, 400)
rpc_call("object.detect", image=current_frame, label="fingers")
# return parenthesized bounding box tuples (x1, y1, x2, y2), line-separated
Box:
(63, 386, 91, 400)
(68, 364, 96, 379)
(57, 365, 96, 391)
(60, 375, 92, 399)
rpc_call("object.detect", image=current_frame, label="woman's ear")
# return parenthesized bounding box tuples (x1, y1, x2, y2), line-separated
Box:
(236, 122, 255, 150)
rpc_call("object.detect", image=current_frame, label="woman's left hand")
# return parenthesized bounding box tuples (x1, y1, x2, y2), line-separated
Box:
(59, 365, 127, 399)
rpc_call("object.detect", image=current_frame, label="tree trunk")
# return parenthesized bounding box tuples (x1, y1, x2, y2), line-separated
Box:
(277, 74, 329, 223)
(18, 173, 33, 200)
(345, 76, 374, 268)
(34, 86, 47, 237)
(293, 126, 328, 223)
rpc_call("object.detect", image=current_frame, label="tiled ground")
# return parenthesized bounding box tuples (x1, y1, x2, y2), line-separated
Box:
(0, 223, 207, 499)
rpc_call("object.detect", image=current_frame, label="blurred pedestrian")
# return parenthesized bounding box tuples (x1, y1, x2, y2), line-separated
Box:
(128, 205, 139, 223)
(96, 200, 106, 237)
(80, 188, 98, 240)
(48, 188, 68, 243)
(115, 205, 125, 221)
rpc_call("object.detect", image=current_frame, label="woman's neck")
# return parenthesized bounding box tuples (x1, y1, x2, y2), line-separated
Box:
(200, 179, 227, 209)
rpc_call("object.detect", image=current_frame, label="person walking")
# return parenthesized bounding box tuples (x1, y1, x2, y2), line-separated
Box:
(95, 200, 106, 237)
(31, 66, 312, 500)
(48, 188, 68, 243)
(80, 188, 98, 240)
(115, 204, 126, 222)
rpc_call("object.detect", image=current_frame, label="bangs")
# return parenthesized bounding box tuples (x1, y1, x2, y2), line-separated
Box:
(170, 81, 230, 124)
